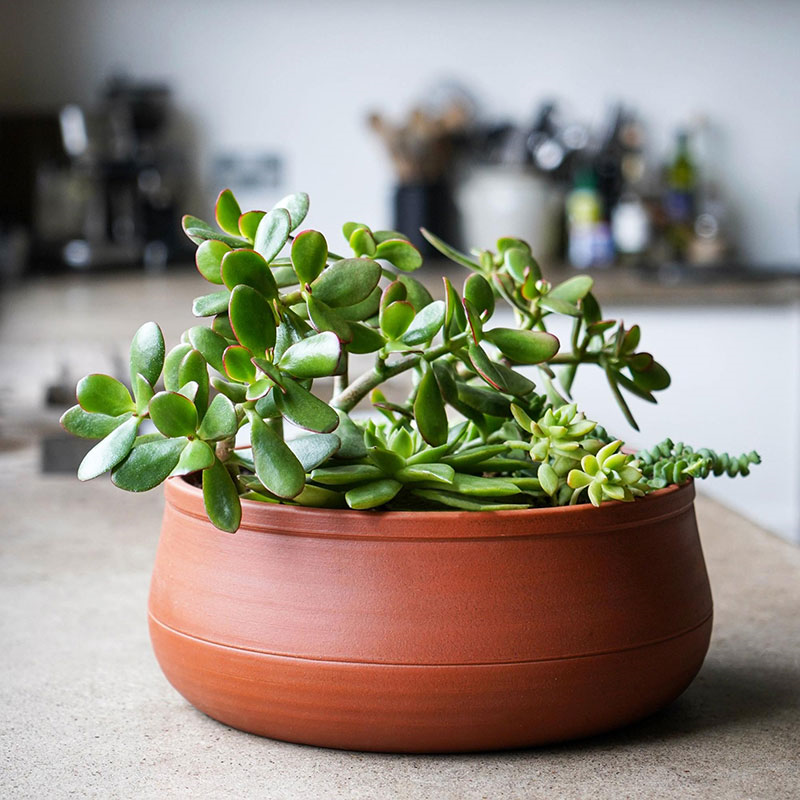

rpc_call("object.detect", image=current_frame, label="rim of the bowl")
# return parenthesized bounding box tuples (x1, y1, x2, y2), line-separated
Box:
(164, 475, 696, 540)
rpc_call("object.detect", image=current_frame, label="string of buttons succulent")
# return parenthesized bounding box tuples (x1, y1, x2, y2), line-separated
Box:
(61, 190, 759, 531)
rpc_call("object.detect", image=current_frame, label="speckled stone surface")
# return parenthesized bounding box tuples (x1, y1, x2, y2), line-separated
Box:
(1, 443, 799, 800)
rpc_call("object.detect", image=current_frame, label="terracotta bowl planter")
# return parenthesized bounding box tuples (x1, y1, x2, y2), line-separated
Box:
(148, 476, 712, 753)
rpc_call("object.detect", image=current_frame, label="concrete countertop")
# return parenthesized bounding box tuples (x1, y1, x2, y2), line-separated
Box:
(2, 445, 799, 800)
(1, 265, 798, 798)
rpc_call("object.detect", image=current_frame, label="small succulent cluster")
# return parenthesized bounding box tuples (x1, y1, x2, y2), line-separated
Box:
(636, 440, 761, 489)
(61, 190, 758, 531)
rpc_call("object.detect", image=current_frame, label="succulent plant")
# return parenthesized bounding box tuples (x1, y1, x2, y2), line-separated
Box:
(61, 189, 758, 531)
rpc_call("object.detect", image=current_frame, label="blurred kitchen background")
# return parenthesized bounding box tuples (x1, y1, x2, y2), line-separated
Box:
(1, 0, 798, 542)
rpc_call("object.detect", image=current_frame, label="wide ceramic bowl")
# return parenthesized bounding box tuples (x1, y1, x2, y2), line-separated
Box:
(148, 477, 712, 753)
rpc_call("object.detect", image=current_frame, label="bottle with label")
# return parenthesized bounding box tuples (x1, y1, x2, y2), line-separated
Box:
(566, 170, 613, 269)
(663, 130, 697, 261)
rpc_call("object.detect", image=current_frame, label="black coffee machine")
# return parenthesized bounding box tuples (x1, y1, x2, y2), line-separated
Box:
(0, 76, 193, 275)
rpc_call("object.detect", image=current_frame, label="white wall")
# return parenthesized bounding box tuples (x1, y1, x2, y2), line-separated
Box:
(3, 0, 800, 262)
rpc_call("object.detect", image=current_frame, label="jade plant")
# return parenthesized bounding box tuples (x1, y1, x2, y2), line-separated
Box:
(61, 190, 759, 531)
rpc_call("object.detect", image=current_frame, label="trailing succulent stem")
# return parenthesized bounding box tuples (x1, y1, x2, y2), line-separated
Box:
(61, 190, 759, 531)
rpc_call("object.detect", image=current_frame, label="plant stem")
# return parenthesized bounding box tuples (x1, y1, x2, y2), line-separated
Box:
(333, 354, 349, 397)
(216, 437, 235, 463)
(330, 332, 471, 412)
(280, 290, 303, 307)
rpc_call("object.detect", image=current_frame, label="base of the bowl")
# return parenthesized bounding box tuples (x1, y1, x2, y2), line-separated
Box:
(149, 612, 712, 753)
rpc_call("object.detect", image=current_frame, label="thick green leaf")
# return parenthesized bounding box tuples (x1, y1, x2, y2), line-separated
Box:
(380, 300, 415, 340)
(60, 405, 131, 439)
(345, 479, 402, 509)
(278, 331, 341, 378)
(212, 313, 236, 342)
(349, 226, 377, 258)
(202, 457, 242, 532)
(484, 328, 559, 364)
(348, 322, 385, 354)
(133, 373, 154, 415)
(149, 391, 198, 437)
(416, 472, 520, 497)
(163, 343, 191, 391)
(493, 362, 535, 396)
(289, 484, 346, 508)
(112, 437, 188, 491)
(246, 378, 272, 401)
(537, 462, 559, 496)
(332, 410, 367, 458)
(397, 274, 433, 311)
(373, 229, 409, 243)
(248, 412, 305, 498)
(432, 360, 459, 404)
(215, 189, 242, 236)
(497, 237, 531, 255)
(254, 207, 291, 263)
(77, 374, 134, 416)
(181, 215, 249, 248)
(463, 273, 495, 319)
(306, 295, 352, 342)
(274, 310, 311, 361)
(221, 249, 278, 300)
(193, 290, 230, 317)
(462, 297, 484, 343)
(273, 192, 309, 231)
(177, 349, 209, 415)
(254, 388, 280, 418)
(420, 228, 480, 270)
(197, 393, 237, 441)
(539, 295, 581, 317)
(381, 280, 407, 309)
(228, 284, 276, 356)
(549, 274, 594, 303)
(388, 427, 413, 459)
(223, 345, 256, 383)
(338, 285, 382, 322)
(287, 432, 341, 471)
(211, 377, 247, 403)
(621, 325, 642, 356)
(310, 258, 381, 307)
(631, 358, 671, 391)
(273, 266, 299, 288)
(401, 300, 445, 345)
(238, 210, 265, 242)
(77, 415, 140, 481)
(366, 446, 405, 475)
(274, 377, 339, 433)
(443, 277, 467, 337)
(188, 326, 228, 373)
(411, 489, 527, 511)
(375, 239, 422, 271)
(503, 247, 536, 283)
(291, 230, 328, 284)
(171, 438, 215, 476)
(395, 463, 454, 484)
(414, 368, 448, 446)
(441, 444, 506, 469)
(456, 383, 510, 417)
(582, 292, 602, 324)
(342, 221, 369, 240)
(605, 368, 639, 431)
(129, 321, 165, 388)
(468, 344, 505, 391)
(311, 463, 382, 485)
(250, 357, 283, 385)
